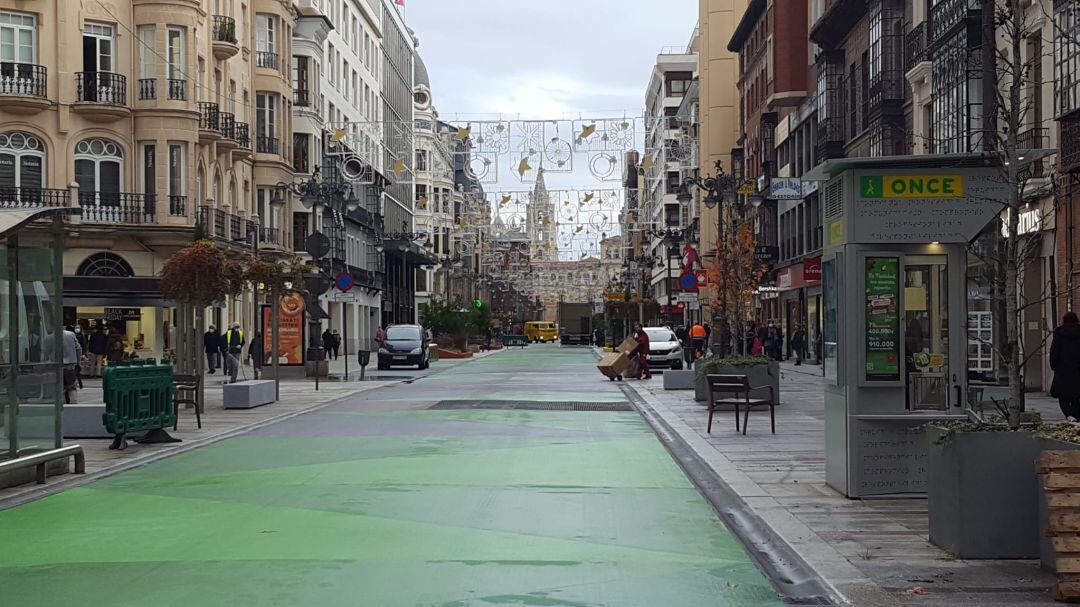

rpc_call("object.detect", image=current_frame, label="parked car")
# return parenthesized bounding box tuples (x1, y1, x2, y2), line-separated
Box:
(377, 324, 430, 370)
(643, 326, 683, 370)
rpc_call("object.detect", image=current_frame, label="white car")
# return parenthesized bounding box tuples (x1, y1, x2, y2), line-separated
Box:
(643, 327, 683, 370)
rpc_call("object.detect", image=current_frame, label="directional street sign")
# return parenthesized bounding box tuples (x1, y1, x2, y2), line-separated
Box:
(329, 291, 358, 303)
(677, 292, 699, 302)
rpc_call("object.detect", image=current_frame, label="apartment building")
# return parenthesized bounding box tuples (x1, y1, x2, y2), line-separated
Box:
(642, 42, 696, 323)
(0, 0, 299, 358)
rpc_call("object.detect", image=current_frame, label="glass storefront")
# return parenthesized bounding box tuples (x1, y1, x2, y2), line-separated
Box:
(1, 223, 64, 461)
(63, 306, 171, 363)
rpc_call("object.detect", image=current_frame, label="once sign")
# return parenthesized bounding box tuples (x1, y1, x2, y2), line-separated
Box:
(860, 175, 963, 199)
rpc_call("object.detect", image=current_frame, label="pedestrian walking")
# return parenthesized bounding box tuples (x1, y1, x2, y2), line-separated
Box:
(690, 322, 707, 360)
(375, 325, 386, 345)
(88, 324, 107, 377)
(331, 329, 341, 360)
(223, 322, 245, 383)
(745, 321, 757, 356)
(248, 326, 264, 379)
(632, 324, 652, 380)
(1051, 312, 1080, 422)
(62, 325, 82, 404)
(73, 324, 86, 388)
(204, 326, 222, 374)
(791, 323, 807, 366)
(763, 321, 779, 360)
(485, 326, 494, 350)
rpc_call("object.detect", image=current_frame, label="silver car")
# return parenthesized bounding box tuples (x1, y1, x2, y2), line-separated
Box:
(644, 327, 684, 370)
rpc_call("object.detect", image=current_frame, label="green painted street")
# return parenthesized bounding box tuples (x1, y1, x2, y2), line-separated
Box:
(0, 346, 780, 606)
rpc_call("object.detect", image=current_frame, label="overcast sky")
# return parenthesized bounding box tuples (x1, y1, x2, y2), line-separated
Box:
(404, 0, 698, 121)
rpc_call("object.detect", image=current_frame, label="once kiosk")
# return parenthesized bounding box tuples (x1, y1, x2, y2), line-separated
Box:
(805, 155, 1008, 498)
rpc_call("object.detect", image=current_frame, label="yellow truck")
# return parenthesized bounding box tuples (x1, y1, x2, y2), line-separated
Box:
(524, 321, 559, 343)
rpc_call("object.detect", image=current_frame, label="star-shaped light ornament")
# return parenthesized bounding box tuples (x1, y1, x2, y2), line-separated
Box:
(393, 159, 407, 176)
(331, 129, 348, 144)
(583, 193, 594, 203)
(418, 196, 428, 209)
(517, 157, 532, 178)
(579, 124, 597, 140)
(457, 125, 471, 141)
(499, 195, 512, 206)
(640, 154, 655, 170)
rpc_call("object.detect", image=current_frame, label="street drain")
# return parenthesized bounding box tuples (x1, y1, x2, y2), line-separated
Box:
(430, 400, 633, 412)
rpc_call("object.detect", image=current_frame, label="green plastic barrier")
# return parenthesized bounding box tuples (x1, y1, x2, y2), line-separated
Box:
(102, 360, 177, 449)
(502, 335, 528, 348)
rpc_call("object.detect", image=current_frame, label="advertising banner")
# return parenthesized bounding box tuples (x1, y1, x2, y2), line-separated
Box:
(865, 257, 900, 381)
(262, 292, 306, 366)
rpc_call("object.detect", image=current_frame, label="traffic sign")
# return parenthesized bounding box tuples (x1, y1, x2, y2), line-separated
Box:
(335, 271, 354, 292)
(305, 231, 331, 259)
(677, 292, 699, 302)
(678, 271, 697, 291)
(694, 269, 708, 287)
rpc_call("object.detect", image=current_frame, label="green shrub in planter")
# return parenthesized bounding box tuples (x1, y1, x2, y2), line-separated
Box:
(693, 355, 778, 404)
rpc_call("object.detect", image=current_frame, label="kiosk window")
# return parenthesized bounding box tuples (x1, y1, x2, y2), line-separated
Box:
(823, 258, 838, 383)
(904, 255, 949, 410)
(865, 257, 901, 381)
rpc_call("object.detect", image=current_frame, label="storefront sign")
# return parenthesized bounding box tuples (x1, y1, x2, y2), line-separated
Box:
(104, 308, 141, 321)
(828, 220, 843, 246)
(754, 246, 779, 263)
(803, 257, 822, 282)
(770, 178, 809, 200)
(262, 292, 305, 366)
(604, 292, 626, 301)
(777, 270, 793, 290)
(865, 258, 900, 381)
(852, 169, 1007, 243)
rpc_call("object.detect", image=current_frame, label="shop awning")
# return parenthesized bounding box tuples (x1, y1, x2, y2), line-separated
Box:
(0, 207, 78, 240)
(63, 276, 163, 307)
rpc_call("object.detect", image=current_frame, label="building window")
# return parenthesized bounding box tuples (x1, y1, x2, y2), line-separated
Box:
(83, 23, 114, 72)
(76, 252, 134, 277)
(256, 92, 277, 139)
(0, 11, 36, 64)
(257, 187, 274, 229)
(166, 27, 184, 80)
(75, 138, 122, 203)
(0, 132, 43, 190)
(137, 25, 155, 79)
(868, 2, 882, 78)
(1056, 0, 1080, 117)
(415, 149, 428, 171)
(140, 142, 155, 200)
(167, 143, 184, 197)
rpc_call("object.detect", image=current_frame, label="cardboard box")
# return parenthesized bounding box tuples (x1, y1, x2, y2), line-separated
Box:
(617, 336, 640, 354)
(597, 351, 631, 379)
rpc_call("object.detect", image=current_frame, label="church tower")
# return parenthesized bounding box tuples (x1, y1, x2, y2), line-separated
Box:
(527, 168, 556, 260)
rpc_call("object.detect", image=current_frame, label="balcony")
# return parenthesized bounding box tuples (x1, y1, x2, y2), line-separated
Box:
(211, 16, 239, 60)
(197, 206, 252, 246)
(167, 79, 186, 101)
(256, 51, 279, 70)
(906, 22, 929, 73)
(1063, 115, 1080, 174)
(256, 135, 279, 155)
(168, 194, 187, 217)
(78, 191, 155, 224)
(0, 62, 49, 114)
(868, 70, 904, 115)
(138, 78, 155, 100)
(217, 112, 237, 152)
(294, 89, 311, 107)
(1017, 127, 1050, 179)
(198, 102, 221, 142)
(0, 186, 68, 209)
(259, 227, 282, 248)
(929, 0, 979, 45)
(233, 123, 252, 157)
(815, 116, 846, 162)
(73, 72, 129, 121)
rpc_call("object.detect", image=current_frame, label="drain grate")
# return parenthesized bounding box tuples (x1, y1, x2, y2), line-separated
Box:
(430, 400, 633, 412)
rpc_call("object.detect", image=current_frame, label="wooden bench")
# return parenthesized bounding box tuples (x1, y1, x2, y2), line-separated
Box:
(706, 374, 776, 435)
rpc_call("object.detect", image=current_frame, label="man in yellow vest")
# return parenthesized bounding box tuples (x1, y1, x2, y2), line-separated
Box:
(223, 322, 245, 383)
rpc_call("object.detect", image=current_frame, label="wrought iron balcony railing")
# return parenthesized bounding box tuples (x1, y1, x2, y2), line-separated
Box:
(234, 123, 251, 148)
(167, 78, 186, 101)
(294, 89, 311, 107)
(138, 78, 155, 100)
(256, 135, 279, 154)
(218, 111, 236, 139)
(260, 227, 281, 246)
(212, 15, 238, 44)
(0, 62, 46, 98)
(75, 72, 126, 105)
(906, 22, 929, 72)
(0, 186, 67, 209)
(78, 191, 155, 223)
(256, 51, 279, 70)
(168, 194, 186, 216)
(198, 102, 220, 130)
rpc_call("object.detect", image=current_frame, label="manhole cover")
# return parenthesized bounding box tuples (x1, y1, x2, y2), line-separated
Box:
(430, 400, 633, 412)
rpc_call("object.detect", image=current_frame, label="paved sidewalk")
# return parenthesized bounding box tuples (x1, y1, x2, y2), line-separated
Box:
(0, 351, 503, 509)
(625, 362, 1060, 606)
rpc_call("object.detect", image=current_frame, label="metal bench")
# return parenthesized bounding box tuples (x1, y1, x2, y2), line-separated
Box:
(0, 445, 85, 484)
(706, 373, 776, 435)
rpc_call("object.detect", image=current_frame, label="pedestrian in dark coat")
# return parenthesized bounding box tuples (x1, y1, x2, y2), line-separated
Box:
(1051, 312, 1080, 421)
(791, 323, 807, 366)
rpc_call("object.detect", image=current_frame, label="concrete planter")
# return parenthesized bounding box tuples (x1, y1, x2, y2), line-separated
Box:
(662, 369, 696, 390)
(693, 360, 779, 406)
(1037, 438, 1080, 572)
(927, 427, 1041, 558)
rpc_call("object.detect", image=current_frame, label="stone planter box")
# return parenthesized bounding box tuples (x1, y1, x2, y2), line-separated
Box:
(1038, 438, 1080, 572)
(223, 380, 276, 409)
(63, 403, 110, 438)
(928, 427, 1041, 559)
(693, 360, 779, 407)
(662, 369, 695, 390)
